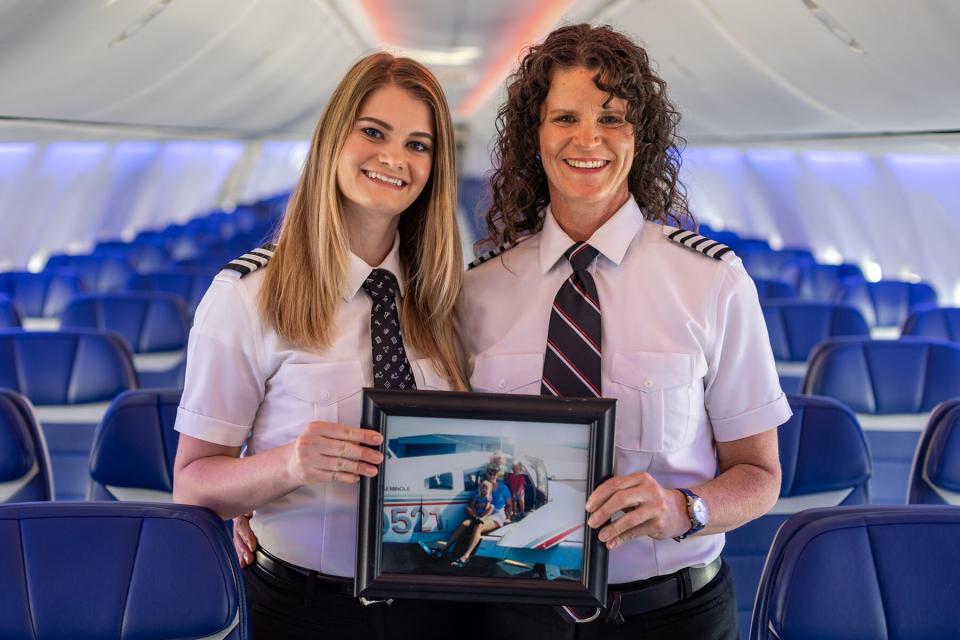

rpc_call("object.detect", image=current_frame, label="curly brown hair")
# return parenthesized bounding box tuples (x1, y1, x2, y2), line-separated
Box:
(484, 23, 693, 246)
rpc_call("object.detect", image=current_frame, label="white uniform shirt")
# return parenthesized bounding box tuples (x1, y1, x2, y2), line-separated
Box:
(175, 236, 452, 576)
(458, 199, 792, 584)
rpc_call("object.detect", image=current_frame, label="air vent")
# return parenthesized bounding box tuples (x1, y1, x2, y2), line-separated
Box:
(802, 0, 864, 53)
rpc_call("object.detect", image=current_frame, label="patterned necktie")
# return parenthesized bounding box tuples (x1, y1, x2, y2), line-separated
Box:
(362, 269, 416, 390)
(541, 243, 602, 397)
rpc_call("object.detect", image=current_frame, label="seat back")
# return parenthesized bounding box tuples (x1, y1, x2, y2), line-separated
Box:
(127, 270, 212, 317)
(0, 329, 138, 500)
(61, 292, 190, 388)
(741, 248, 815, 281)
(0, 271, 84, 318)
(750, 505, 960, 640)
(783, 263, 863, 301)
(751, 278, 797, 302)
(837, 279, 938, 332)
(45, 255, 133, 292)
(907, 399, 960, 505)
(0, 502, 249, 639)
(0, 390, 53, 502)
(0, 294, 22, 328)
(724, 395, 870, 636)
(902, 306, 960, 342)
(89, 389, 182, 501)
(803, 337, 960, 503)
(762, 302, 869, 393)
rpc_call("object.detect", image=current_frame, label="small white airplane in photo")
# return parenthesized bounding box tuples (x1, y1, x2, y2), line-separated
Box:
(381, 447, 586, 578)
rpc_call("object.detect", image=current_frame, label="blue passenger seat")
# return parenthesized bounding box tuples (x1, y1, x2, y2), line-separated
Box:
(60, 292, 189, 388)
(0, 329, 138, 500)
(127, 269, 213, 317)
(837, 279, 938, 338)
(44, 254, 133, 293)
(901, 306, 960, 342)
(0, 390, 53, 503)
(907, 399, 960, 505)
(751, 278, 797, 302)
(803, 337, 960, 503)
(724, 394, 870, 637)
(88, 389, 181, 501)
(0, 502, 249, 639)
(0, 271, 85, 330)
(0, 294, 23, 328)
(750, 505, 960, 640)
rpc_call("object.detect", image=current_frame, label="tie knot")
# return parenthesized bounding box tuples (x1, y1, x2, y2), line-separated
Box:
(564, 243, 600, 272)
(362, 268, 400, 300)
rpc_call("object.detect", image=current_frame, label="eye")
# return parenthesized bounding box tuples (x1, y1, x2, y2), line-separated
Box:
(555, 114, 576, 124)
(361, 127, 383, 139)
(407, 140, 431, 153)
(599, 115, 624, 126)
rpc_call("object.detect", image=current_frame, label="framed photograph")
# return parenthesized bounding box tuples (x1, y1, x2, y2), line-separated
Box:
(355, 389, 616, 607)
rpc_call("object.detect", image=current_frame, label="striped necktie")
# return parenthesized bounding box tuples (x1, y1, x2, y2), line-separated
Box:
(541, 243, 602, 397)
(362, 269, 416, 390)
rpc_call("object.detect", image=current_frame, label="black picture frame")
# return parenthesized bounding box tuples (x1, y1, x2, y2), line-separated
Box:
(355, 388, 616, 607)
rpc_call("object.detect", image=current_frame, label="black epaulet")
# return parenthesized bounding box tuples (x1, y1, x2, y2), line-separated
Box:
(661, 226, 737, 263)
(467, 235, 532, 270)
(218, 243, 276, 279)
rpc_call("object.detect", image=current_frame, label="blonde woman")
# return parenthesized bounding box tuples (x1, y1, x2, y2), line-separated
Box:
(173, 53, 466, 639)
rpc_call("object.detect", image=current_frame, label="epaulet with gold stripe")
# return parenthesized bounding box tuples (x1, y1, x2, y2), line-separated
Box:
(218, 243, 276, 279)
(467, 235, 532, 270)
(661, 226, 737, 263)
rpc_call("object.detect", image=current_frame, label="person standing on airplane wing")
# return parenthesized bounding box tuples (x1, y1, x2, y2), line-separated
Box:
(172, 53, 468, 640)
(457, 24, 791, 638)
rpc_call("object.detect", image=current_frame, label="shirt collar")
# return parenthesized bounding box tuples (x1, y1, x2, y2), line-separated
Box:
(539, 197, 644, 274)
(345, 232, 406, 302)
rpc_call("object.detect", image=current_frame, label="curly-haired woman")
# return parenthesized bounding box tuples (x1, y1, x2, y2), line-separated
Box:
(459, 24, 790, 639)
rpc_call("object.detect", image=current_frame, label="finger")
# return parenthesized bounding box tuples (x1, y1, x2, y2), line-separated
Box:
(587, 487, 652, 529)
(585, 473, 648, 512)
(598, 504, 656, 544)
(307, 421, 383, 446)
(302, 436, 384, 465)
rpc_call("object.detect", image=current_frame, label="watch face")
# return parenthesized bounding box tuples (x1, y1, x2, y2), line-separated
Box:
(691, 497, 708, 526)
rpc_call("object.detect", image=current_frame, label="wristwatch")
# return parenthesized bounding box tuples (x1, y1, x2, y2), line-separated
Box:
(674, 488, 708, 541)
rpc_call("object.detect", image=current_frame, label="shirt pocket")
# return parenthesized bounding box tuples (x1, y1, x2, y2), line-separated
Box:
(610, 351, 704, 453)
(470, 352, 543, 394)
(412, 358, 450, 390)
(279, 360, 366, 423)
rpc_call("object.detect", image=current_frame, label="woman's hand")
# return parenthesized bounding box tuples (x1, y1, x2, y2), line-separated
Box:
(287, 421, 384, 486)
(233, 512, 258, 567)
(585, 472, 689, 549)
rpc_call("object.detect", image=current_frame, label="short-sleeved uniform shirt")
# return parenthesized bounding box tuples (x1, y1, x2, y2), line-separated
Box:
(458, 199, 792, 584)
(175, 236, 453, 577)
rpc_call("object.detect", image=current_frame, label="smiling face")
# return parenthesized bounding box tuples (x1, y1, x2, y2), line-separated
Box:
(538, 66, 635, 231)
(336, 83, 435, 225)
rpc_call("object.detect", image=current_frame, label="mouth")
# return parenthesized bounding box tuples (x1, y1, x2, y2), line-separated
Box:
(362, 169, 406, 189)
(563, 158, 610, 171)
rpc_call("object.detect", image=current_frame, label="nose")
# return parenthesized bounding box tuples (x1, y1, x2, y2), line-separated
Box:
(378, 146, 404, 170)
(573, 120, 600, 149)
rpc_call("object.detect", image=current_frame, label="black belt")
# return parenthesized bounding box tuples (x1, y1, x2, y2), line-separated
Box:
(605, 557, 723, 623)
(252, 547, 354, 604)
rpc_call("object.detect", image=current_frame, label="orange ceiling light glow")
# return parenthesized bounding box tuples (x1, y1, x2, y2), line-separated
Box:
(456, 0, 573, 118)
(358, 0, 573, 118)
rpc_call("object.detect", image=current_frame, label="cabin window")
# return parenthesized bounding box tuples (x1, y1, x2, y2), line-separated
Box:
(425, 473, 453, 490)
(463, 467, 485, 492)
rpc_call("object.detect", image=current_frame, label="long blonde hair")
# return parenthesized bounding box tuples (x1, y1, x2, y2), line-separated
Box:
(260, 53, 466, 390)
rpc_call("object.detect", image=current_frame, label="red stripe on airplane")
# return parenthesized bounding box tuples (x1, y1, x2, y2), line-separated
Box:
(533, 524, 583, 550)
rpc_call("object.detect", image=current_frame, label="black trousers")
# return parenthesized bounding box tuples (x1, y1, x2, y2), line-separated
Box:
(464, 562, 739, 640)
(243, 563, 468, 640)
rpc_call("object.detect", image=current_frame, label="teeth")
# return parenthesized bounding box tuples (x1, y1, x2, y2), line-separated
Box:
(364, 170, 404, 187)
(565, 159, 608, 169)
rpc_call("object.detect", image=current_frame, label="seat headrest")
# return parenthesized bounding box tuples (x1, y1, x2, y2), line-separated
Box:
(90, 389, 182, 493)
(804, 337, 960, 413)
(753, 506, 960, 640)
(0, 294, 22, 328)
(752, 278, 796, 301)
(0, 330, 137, 404)
(61, 293, 189, 353)
(923, 400, 960, 492)
(127, 270, 211, 315)
(902, 306, 960, 342)
(780, 395, 870, 497)
(0, 502, 244, 638)
(763, 302, 869, 361)
(0, 271, 84, 317)
(0, 393, 35, 482)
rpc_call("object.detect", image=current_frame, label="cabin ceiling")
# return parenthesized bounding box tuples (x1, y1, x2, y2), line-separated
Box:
(1, 0, 959, 144)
